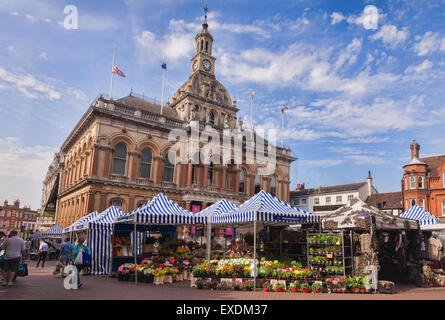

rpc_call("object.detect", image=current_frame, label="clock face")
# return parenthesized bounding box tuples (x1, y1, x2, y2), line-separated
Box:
(202, 59, 212, 71)
(193, 60, 198, 71)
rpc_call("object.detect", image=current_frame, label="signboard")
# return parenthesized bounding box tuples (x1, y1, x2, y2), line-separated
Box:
(191, 226, 196, 235)
(192, 205, 201, 214)
(225, 228, 232, 236)
(42, 211, 56, 218)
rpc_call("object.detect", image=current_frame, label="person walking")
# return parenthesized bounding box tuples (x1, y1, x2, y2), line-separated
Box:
(36, 240, 49, 268)
(53, 238, 73, 277)
(72, 238, 91, 288)
(1, 230, 26, 287)
(24, 238, 31, 261)
(0, 231, 7, 276)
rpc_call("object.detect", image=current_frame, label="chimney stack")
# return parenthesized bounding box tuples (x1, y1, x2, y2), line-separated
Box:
(367, 171, 373, 197)
(410, 140, 420, 160)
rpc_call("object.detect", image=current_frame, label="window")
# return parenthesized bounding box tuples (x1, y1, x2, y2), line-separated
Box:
(326, 197, 331, 204)
(411, 199, 416, 207)
(419, 199, 424, 208)
(443, 172, 445, 188)
(112, 142, 127, 175)
(336, 196, 342, 203)
(139, 148, 152, 179)
(348, 195, 354, 201)
(192, 164, 199, 184)
(201, 40, 203, 51)
(442, 200, 445, 217)
(239, 168, 246, 193)
(405, 178, 408, 190)
(293, 199, 300, 206)
(314, 197, 320, 205)
(254, 172, 262, 194)
(110, 199, 123, 210)
(205, 41, 208, 52)
(270, 175, 277, 197)
(207, 163, 214, 186)
(7, 211, 10, 217)
(301, 199, 307, 205)
(163, 156, 175, 182)
(209, 112, 215, 125)
(418, 176, 424, 189)
(405, 199, 408, 209)
(410, 176, 416, 189)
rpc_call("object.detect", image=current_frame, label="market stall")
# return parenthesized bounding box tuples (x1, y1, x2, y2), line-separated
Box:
(400, 205, 445, 231)
(195, 199, 238, 260)
(207, 190, 321, 291)
(322, 198, 421, 289)
(114, 193, 207, 284)
(62, 211, 99, 243)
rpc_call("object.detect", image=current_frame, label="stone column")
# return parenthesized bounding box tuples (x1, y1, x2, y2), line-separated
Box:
(90, 146, 100, 177)
(128, 197, 135, 212)
(247, 174, 255, 196)
(187, 162, 193, 187)
(235, 168, 241, 193)
(100, 193, 107, 212)
(202, 165, 209, 188)
(152, 156, 164, 184)
(87, 192, 96, 213)
(129, 151, 139, 182)
(221, 165, 227, 191)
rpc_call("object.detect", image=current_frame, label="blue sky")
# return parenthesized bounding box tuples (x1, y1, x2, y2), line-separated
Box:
(1, 0, 445, 209)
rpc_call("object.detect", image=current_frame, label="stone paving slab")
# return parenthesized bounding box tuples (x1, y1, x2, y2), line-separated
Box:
(2, 260, 445, 300)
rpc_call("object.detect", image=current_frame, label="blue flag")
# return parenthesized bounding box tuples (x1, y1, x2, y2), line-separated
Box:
(161, 63, 167, 70)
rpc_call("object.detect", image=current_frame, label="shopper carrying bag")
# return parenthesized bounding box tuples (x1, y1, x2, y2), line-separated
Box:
(72, 238, 91, 288)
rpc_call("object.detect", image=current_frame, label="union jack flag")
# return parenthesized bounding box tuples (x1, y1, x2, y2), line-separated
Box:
(112, 65, 126, 77)
(251, 91, 255, 99)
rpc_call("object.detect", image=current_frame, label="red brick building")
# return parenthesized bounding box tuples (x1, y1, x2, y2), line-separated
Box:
(402, 141, 445, 219)
(0, 199, 39, 236)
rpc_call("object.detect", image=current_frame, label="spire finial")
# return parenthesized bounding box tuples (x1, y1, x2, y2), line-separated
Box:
(203, 0, 209, 26)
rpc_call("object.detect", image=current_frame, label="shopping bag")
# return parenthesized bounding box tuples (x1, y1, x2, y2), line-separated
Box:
(82, 251, 92, 266)
(74, 247, 83, 265)
(18, 263, 28, 277)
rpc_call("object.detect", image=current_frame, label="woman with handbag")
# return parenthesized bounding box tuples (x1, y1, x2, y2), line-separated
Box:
(72, 238, 91, 288)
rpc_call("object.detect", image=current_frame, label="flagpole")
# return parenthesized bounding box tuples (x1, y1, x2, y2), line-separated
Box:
(109, 40, 116, 100)
(161, 66, 166, 116)
(250, 94, 254, 132)
(281, 107, 285, 148)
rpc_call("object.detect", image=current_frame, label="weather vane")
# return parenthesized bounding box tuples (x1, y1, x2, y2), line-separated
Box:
(204, 0, 209, 22)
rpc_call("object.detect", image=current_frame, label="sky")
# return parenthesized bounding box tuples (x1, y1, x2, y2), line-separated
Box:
(1, 0, 445, 210)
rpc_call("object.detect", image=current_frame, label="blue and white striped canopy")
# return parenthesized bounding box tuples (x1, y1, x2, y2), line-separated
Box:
(196, 199, 238, 218)
(38, 224, 63, 238)
(63, 211, 99, 233)
(400, 205, 439, 226)
(116, 193, 205, 225)
(29, 231, 41, 239)
(211, 190, 320, 224)
(90, 206, 126, 228)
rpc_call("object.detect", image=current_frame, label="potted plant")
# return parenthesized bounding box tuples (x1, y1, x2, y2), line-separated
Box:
(311, 281, 323, 293)
(263, 282, 272, 292)
(288, 282, 299, 293)
(275, 282, 285, 292)
(300, 282, 311, 293)
(196, 280, 204, 289)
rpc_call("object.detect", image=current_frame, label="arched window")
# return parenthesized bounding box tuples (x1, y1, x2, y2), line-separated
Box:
(270, 174, 277, 197)
(239, 168, 246, 193)
(110, 199, 123, 210)
(209, 111, 215, 125)
(201, 40, 204, 51)
(255, 172, 262, 194)
(139, 147, 152, 179)
(192, 164, 199, 184)
(112, 142, 127, 175)
(207, 162, 214, 186)
(205, 41, 208, 52)
(163, 155, 175, 182)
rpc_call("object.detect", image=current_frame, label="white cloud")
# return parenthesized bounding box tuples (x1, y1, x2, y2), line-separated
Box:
(334, 38, 362, 70)
(39, 52, 48, 60)
(370, 24, 409, 48)
(0, 137, 56, 210)
(405, 59, 433, 74)
(330, 12, 345, 24)
(44, 18, 51, 23)
(414, 31, 445, 56)
(0, 66, 62, 100)
(25, 14, 34, 20)
(11, 11, 19, 16)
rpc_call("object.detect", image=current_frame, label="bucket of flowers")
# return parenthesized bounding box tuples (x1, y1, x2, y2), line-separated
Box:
(182, 259, 191, 280)
(242, 280, 254, 291)
(311, 281, 323, 293)
(288, 282, 299, 293)
(300, 282, 311, 293)
(143, 267, 154, 283)
(275, 282, 285, 292)
(152, 269, 166, 285)
(263, 282, 272, 292)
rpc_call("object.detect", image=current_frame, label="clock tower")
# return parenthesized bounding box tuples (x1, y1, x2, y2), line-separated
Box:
(190, 10, 216, 76)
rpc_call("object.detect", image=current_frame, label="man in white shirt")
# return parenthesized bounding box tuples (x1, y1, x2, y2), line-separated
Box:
(2, 231, 26, 287)
(36, 240, 49, 268)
